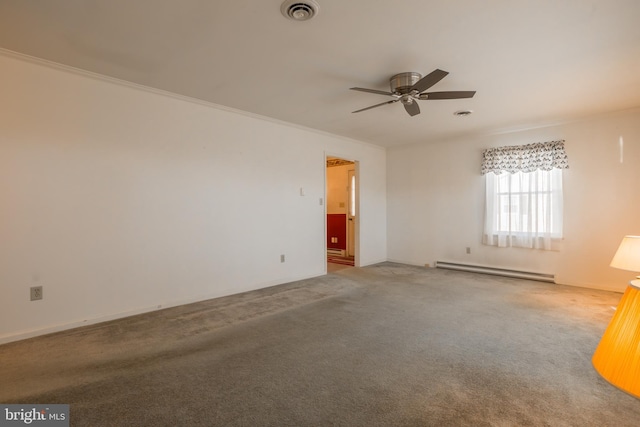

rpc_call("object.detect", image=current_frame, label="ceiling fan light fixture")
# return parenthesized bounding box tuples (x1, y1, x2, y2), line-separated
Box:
(400, 95, 414, 105)
(281, 0, 319, 21)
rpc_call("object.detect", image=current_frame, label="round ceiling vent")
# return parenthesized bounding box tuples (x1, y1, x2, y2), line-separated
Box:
(281, 0, 319, 21)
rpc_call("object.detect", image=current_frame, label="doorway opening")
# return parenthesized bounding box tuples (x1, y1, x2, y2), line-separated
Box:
(326, 156, 357, 269)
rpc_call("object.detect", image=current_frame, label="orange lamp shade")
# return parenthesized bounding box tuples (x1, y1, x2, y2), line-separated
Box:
(592, 282, 640, 398)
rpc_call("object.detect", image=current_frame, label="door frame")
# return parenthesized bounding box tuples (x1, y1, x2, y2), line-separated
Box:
(324, 153, 359, 269)
(347, 168, 356, 258)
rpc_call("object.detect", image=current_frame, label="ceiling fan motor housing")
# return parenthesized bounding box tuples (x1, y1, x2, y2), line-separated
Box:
(390, 72, 422, 95)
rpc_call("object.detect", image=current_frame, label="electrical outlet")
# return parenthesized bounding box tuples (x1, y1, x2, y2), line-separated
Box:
(30, 286, 43, 301)
(280, 254, 285, 263)
(466, 247, 471, 254)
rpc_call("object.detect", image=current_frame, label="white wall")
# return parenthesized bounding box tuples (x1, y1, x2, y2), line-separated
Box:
(0, 52, 387, 343)
(387, 109, 640, 292)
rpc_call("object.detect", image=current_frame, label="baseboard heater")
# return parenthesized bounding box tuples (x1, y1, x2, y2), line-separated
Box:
(434, 261, 555, 283)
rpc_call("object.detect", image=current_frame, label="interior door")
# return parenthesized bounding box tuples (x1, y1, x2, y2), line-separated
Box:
(347, 169, 356, 258)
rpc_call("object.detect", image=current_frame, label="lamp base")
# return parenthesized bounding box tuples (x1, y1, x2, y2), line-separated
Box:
(592, 281, 640, 399)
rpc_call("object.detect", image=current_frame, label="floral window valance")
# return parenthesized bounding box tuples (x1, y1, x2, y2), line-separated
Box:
(481, 140, 569, 175)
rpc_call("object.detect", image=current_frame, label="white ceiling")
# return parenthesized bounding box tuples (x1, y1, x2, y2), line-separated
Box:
(1, 0, 639, 147)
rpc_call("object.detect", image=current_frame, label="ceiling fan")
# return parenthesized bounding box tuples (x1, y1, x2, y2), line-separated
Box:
(350, 69, 475, 117)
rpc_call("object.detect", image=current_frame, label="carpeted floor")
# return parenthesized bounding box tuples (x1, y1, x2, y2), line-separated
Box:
(1, 262, 639, 426)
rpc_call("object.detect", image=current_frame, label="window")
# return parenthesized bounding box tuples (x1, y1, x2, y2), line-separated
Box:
(482, 141, 568, 251)
(484, 169, 563, 249)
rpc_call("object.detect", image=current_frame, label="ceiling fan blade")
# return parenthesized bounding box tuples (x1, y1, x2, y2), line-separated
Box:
(350, 87, 393, 96)
(419, 91, 476, 100)
(410, 69, 449, 93)
(404, 101, 420, 117)
(352, 99, 399, 113)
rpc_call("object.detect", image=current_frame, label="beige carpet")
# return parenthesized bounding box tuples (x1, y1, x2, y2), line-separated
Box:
(1, 262, 639, 426)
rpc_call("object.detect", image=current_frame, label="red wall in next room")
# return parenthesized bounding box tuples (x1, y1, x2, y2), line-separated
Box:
(327, 214, 347, 250)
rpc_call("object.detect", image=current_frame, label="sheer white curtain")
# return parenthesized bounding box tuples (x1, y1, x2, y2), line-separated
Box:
(483, 169, 563, 250)
(482, 141, 568, 251)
